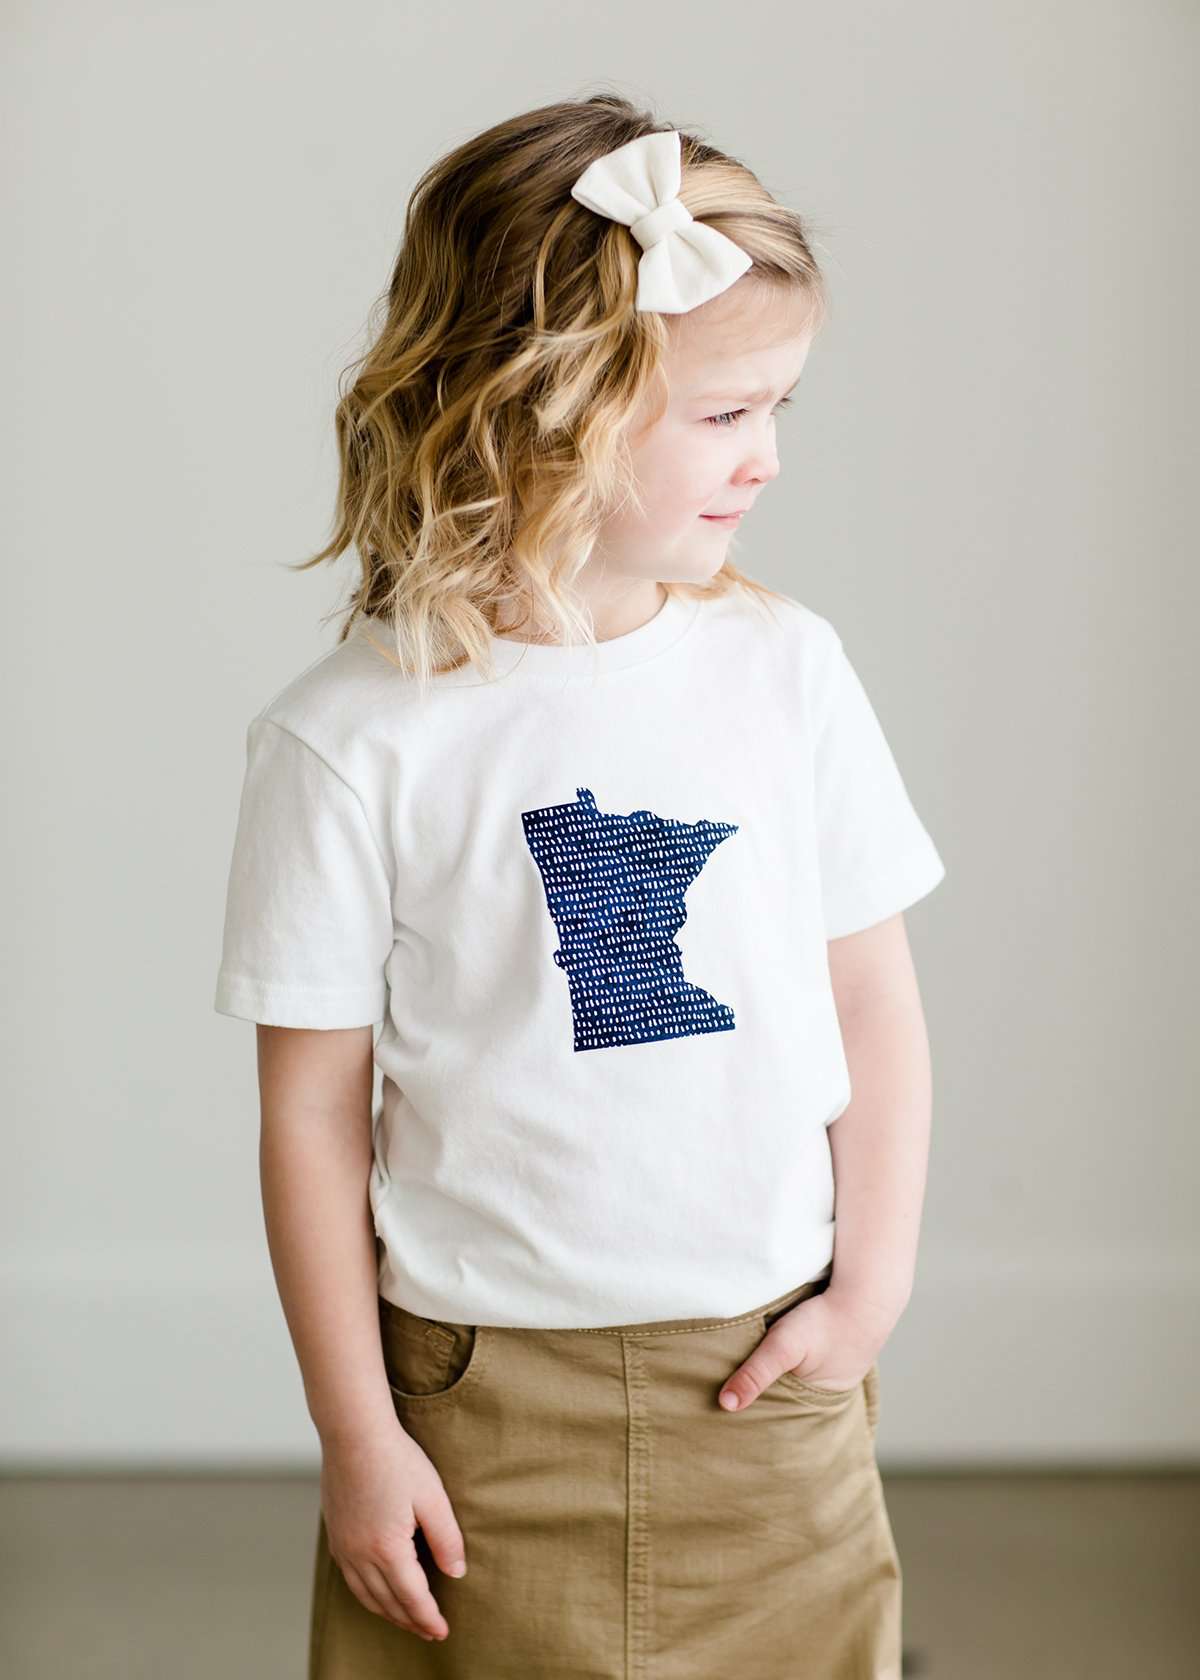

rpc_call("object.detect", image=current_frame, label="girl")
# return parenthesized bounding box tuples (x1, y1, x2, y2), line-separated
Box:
(215, 93, 946, 1680)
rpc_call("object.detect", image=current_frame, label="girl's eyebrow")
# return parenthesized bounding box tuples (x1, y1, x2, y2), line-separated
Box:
(690, 377, 802, 404)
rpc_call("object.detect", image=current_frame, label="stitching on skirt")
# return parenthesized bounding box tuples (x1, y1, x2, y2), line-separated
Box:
(622, 1339, 651, 1678)
(564, 1307, 767, 1338)
(548, 1273, 830, 1338)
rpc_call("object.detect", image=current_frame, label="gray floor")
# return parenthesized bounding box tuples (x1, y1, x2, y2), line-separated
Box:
(1, 1472, 1197, 1677)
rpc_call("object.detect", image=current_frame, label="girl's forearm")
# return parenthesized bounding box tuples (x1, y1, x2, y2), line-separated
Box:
(259, 1074, 400, 1448)
(825, 989, 934, 1326)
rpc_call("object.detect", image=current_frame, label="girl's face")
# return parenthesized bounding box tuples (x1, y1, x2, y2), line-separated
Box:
(594, 281, 816, 586)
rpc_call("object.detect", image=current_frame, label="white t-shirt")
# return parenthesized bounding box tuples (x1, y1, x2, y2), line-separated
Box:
(213, 585, 946, 1328)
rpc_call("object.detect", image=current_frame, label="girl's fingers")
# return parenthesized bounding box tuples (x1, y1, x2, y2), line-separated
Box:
(339, 1559, 414, 1632)
(414, 1488, 469, 1581)
(343, 1556, 446, 1642)
(379, 1549, 451, 1639)
(719, 1327, 815, 1410)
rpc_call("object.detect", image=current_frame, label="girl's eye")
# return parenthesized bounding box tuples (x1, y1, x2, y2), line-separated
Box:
(705, 394, 794, 429)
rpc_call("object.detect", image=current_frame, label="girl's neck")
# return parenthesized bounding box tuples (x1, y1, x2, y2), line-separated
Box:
(494, 578, 668, 646)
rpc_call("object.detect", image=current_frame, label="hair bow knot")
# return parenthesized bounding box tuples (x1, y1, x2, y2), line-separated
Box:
(570, 129, 753, 315)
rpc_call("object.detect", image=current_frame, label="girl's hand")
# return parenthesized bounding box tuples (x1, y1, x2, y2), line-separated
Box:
(718, 1287, 894, 1412)
(319, 1423, 468, 1643)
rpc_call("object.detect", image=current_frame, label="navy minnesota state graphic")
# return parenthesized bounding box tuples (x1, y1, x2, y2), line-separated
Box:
(521, 786, 740, 1052)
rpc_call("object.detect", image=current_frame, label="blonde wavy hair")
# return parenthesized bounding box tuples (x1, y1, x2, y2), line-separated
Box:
(290, 91, 829, 685)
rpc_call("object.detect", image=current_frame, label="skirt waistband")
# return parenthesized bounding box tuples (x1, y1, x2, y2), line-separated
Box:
(381, 1262, 834, 1339)
(552, 1262, 834, 1337)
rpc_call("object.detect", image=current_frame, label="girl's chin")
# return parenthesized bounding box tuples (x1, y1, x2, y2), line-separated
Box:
(673, 549, 731, 586)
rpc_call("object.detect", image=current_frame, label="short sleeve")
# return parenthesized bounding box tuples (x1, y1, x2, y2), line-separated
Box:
(812, 634, 947, 940)
(213, 717, 394, 1028)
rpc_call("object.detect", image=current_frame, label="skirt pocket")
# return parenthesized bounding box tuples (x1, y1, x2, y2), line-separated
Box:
(758, 1303, 864, 1407)
(378, 1297, 490, 1406)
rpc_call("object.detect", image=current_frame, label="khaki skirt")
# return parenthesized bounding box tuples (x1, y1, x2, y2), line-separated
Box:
(308, 1262, 902, 1679)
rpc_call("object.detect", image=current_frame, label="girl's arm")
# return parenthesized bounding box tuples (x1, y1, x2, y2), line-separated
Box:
(824, 911, 934, 1329)
(255, 1023, 400, 1446)
(257, 1023, 468, 1641)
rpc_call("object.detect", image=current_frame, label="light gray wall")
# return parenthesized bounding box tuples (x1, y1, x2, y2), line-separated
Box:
(5, 0, 1195, 1466)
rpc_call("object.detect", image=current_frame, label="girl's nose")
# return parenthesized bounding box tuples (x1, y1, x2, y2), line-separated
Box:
(735, 444, 780, 487)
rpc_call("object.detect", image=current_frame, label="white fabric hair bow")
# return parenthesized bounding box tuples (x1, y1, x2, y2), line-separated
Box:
(570, 129, 753, 315)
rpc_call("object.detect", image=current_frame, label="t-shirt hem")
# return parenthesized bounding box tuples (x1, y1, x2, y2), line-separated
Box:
(213, 970, 385, 1029)
(821, 849, 947, 941)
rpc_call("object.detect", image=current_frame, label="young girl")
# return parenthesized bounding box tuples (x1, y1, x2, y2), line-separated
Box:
(215, 93, 946, 1680)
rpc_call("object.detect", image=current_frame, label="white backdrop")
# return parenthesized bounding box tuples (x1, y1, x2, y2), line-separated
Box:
(4, 0, 1196, 1466)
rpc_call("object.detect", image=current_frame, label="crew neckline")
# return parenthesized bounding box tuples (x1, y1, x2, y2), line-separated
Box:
(352, 586, 705, 685)
(486, 587, 699, 677)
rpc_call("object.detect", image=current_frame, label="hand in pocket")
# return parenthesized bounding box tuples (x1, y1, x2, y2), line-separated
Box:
(718, 1287, 890, 1413)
